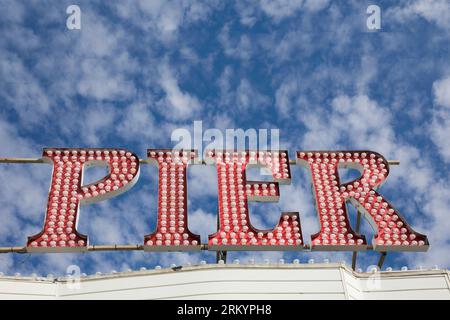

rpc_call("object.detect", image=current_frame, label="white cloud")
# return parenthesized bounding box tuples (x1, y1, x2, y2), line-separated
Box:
(71, 12, 138, 101)
(218, 67, 271, 113)
(157, 62, 202, 120)
(114, 1, 182, 41)
(78, 14, 121, 58)
(79, 105, 118, 145)
(218, 66, 234, 108)
(188, 165, 218, 199)
(298, 97, 399, 188)
(113, 0, 219, 42)
(430, 76, 450, 163)
(0, 255, 14, 273)
(188, 208, 217, 240)
(411, 0, 450, 29)
(218, 25, 254, 61)
(0, 119, 53, 244)
(117, 103, 158, 139)
(234, 0, 260, 26)
(259, 0, 329, 21)
(388, 0, 450, 30)
(236, 79, 270, 111)
(403, 177, 450, 268)
(259, 0, 304, 20)
(0, 53, 50, 124)
(433, 76, 450, 108)
(357, 54, 378, 95)
(307, 95, 435, 194)
(117, 102, 174, 150)
(77, 57, 136, 102)
(429, 112, 450, 163)
(0, 118, 37, 157)
(275, 78, 300, 117)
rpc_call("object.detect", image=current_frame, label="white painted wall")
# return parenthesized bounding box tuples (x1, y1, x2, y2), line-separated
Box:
(0, 263, 449, 300)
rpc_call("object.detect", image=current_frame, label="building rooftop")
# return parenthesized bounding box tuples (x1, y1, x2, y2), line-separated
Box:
(1, 263, 449, 299)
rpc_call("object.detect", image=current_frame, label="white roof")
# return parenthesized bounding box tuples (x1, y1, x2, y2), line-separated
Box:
(0, 263, 449, 300)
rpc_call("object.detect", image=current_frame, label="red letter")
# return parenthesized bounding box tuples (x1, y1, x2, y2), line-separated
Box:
(297, 151, 428, 251)
(206, 150, 303, 250)
(27, 148, 140, 252)
(144, 150, 200, 250)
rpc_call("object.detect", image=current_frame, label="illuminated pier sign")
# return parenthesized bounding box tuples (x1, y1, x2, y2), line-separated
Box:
(1, 148, 429, 253)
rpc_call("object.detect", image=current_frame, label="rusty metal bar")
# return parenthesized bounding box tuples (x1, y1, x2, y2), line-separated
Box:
(0, 158, 44, 164)
(1, 157, 400, 165)
(89, 244, 144, 251)
(0, 244, 377, 254)
(0, 244, 212, 253)
(0, 247, 27, 254)
(0, 245, 147, 254)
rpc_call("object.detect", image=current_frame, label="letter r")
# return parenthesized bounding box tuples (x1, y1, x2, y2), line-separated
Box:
(297, 151, 428, 251)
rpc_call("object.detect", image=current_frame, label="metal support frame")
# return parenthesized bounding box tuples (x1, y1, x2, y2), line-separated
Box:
(377, 252, 387, 269)
(0, 156, 400, 257)
(216, 251, 227, 263)
(0, 243, 385, 254)
(351, 210, 362, 271)
(1, 158, 400, 165)
(351, 212, 389, 271)
(215, 209, 227, 263)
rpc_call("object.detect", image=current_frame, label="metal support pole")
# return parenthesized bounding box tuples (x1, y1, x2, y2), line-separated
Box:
(0, 158, 44, 164)
(351, 210, 362, 271)
(377, 252, 387, 269)
(0, 243, 376, 254)
(215, 210, 227, 263)
(216, 250, 227, 263)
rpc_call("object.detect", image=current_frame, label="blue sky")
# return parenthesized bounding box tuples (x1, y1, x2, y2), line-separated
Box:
(0, 0, 449, 276)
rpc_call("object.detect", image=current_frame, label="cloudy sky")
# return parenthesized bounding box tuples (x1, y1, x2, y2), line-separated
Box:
(0, 0, 449, 276)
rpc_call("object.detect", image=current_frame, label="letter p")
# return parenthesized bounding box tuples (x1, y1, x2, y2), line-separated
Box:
(27, 148, 140, 252)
